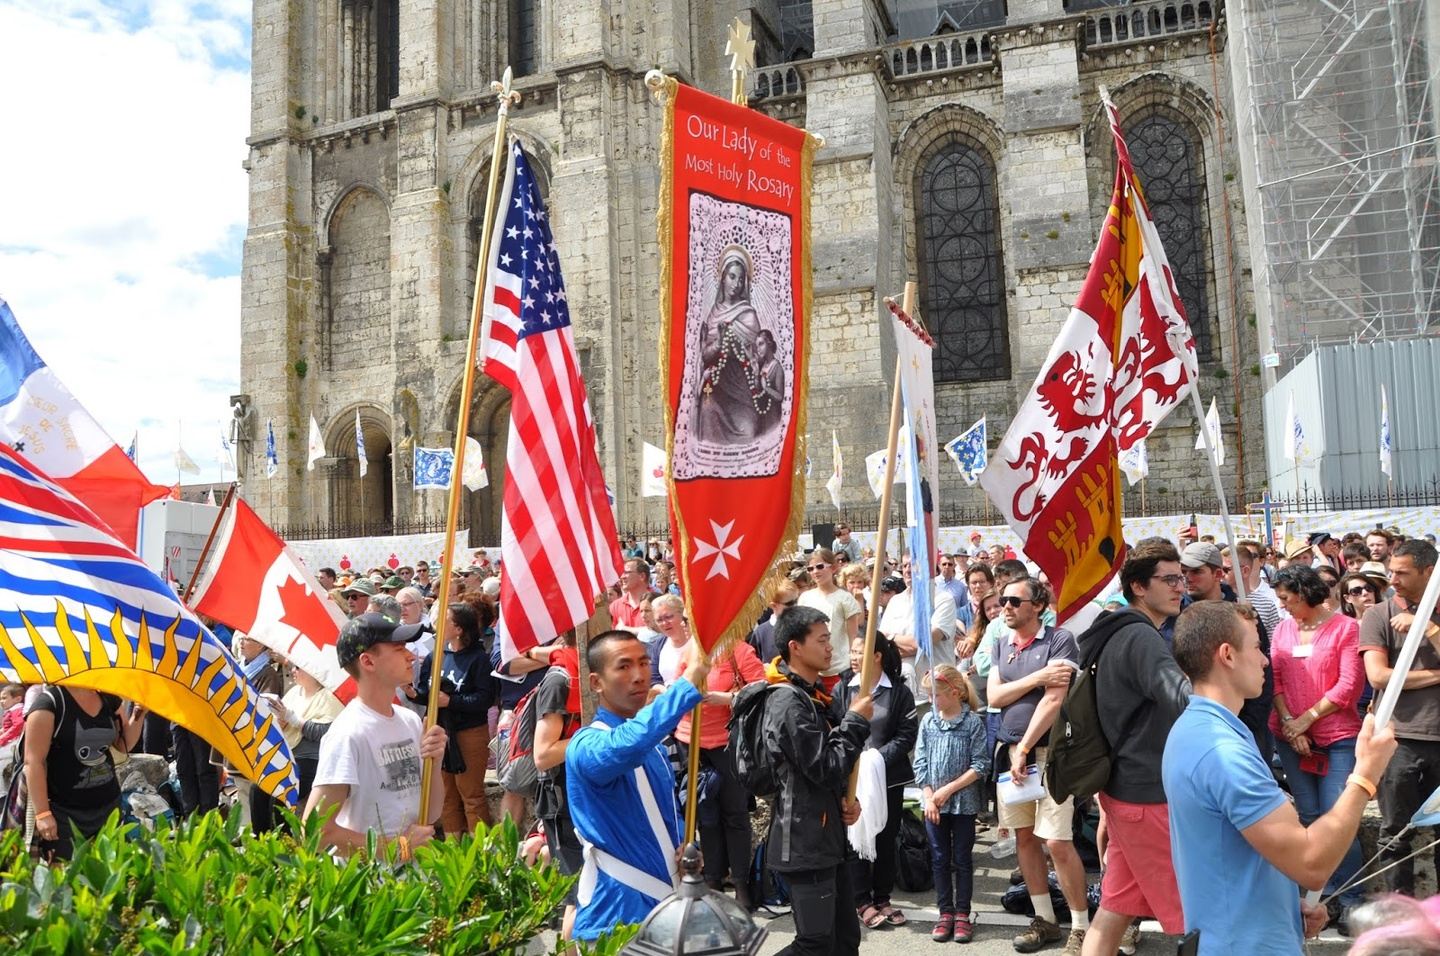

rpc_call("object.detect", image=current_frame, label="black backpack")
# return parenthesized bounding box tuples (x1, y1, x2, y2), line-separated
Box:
(728, 681, 800, 798)
(1045, 620, 1123, 803)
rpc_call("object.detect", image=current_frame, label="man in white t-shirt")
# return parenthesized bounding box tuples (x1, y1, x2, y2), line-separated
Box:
(878, 554, 957, 694)
(307, 612, 447, 859)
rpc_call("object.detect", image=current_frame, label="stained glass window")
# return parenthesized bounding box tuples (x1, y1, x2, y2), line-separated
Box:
(1126, 112, 1213, 360)
(917, 137, 1009, 382)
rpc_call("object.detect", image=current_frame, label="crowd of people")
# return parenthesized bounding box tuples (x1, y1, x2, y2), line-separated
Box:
(10, 523, 1440, 955)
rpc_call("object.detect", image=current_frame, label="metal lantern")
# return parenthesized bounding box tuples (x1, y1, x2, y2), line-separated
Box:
(622, 844, 767, 956)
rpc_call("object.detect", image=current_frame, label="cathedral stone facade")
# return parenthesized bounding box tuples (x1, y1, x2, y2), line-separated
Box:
(240, 0, 1264, 543)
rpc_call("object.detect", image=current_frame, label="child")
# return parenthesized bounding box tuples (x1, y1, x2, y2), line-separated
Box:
(0, 684, 24, 747)
(914, 664, 991, 943)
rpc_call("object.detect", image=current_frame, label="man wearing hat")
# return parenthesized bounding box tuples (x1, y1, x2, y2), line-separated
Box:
(1181, 541, 1275, 764)
(307, 612, 446, 858)
(380, 574, 405, 594)
(340, 577, 377, 619)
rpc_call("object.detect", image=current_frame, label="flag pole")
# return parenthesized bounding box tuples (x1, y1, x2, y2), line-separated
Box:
(846, 281, 916, 802)
(1188, 381, 1246, 603)
(681, 23, 758, 847)
(183, 482, 237, 603)
(418, 67, 522, 823)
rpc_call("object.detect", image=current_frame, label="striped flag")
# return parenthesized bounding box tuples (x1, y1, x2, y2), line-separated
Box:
(1380, 385, 1393, 478)
(0, 299, 168, 546)
(265, 419, 279, 478)
(0, 443, 299, 804)
(479, 139, 624, 661)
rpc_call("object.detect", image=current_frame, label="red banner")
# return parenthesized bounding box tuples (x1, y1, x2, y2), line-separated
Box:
(980, 99, 1196, 622)
(657, 78, 814, 653)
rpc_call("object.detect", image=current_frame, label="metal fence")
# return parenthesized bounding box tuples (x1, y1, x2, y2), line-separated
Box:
(274, 515, 451, 540)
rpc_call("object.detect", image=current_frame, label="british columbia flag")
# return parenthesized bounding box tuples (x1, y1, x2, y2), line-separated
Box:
(0, 443, 299, 804)
(479, 139, 623, 661)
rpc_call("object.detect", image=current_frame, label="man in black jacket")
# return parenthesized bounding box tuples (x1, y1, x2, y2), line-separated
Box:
(1080, 541, 1191, 956)
(763, 606, 872, 956)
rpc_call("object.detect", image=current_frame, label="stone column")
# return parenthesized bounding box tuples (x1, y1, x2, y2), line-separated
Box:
(388, 0, 452, 521)
(803, 0, 896, 515)
(991, 14, 1094, 383)
(243, 0, 316, 525)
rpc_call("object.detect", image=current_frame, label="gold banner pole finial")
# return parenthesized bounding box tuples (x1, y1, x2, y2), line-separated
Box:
(418, 66, 521, 824)
(725, 17, 755, 107)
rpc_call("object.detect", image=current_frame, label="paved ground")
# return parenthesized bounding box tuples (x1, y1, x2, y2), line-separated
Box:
(749, 825, 1354, 955)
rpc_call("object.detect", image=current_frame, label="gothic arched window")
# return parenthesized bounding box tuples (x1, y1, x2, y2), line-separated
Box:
(510, 0, 539, 76)
(1125, 112, 1213, 360)
(916, 136, 1009, 383)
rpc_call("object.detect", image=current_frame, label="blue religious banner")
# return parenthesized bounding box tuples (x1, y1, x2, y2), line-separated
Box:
(414, 446, 454, 490)
(945, 417, 988, 487)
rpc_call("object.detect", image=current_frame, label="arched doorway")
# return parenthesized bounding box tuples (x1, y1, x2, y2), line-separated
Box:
(328, 411, 394, 532)
(465, 384, 511, 547)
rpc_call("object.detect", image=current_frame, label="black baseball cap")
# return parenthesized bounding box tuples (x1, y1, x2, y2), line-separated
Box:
(336, 612, 427, 669)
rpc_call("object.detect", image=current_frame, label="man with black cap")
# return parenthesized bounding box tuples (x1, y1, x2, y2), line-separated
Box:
(340, 577, 377, 619)
(307, 612, 447, 858)
(1310, 532, 1343, 573)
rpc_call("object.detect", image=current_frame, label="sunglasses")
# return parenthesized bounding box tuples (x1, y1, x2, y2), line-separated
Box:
(1346, 586, 1374, 597)
(807, 563, 830, 572)
(998, 596, 1027, 608)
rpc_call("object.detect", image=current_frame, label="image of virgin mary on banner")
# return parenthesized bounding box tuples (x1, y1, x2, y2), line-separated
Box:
(656, 76, 816, 652)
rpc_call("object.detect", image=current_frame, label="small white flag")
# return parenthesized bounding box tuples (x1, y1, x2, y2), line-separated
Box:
(1194, 397, 1224, 466)
(307, 415, 325, 471)
(204, 487, 217, 506)
(641, 442, 668, 498)
(218, 424, 235, 471)
(462, 436, 489, 491)
(1380, 385, 1393, 478)
(1283, 392, 1310, 463)
(865, 448, 901, 499)
(825, 430, 843, 510)
(1118, 439, 1149, 487)
(354, 410, 368, 478)
(174, 445, 200, 476)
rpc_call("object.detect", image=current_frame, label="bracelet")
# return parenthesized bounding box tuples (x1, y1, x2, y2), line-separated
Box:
(1346, 773, 1378, 799)
(35, 810, 53, 821)
(1307, 708, 1320, 722)
(1280, 714, 1295, 723)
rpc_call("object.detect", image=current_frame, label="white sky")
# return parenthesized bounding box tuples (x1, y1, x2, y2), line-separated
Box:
(0, 0, 252, 485)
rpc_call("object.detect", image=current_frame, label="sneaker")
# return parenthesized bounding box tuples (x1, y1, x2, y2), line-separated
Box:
(1062, 928, 1086, 956)
(954, 914, 975, 944)
(1118, 920, 1141, 955)
(1013, 916, 1062, 953)
(932, 913, 955, 943)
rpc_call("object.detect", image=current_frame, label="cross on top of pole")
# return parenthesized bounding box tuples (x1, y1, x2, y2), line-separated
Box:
(725, 19, 756, 75)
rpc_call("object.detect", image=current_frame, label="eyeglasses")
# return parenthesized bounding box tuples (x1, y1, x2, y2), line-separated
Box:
(1346, 586, 1373, 597)
(654, 614, 680, 624)
(1150, 574, 1185, 588)
(998, 596, 1026, 608)
(779, 599, 799, 608)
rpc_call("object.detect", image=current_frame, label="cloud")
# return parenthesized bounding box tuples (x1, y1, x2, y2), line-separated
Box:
(0, 0, 250, 485)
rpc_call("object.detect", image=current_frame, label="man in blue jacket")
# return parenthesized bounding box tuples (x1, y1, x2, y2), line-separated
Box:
(566, 628, 711, 942)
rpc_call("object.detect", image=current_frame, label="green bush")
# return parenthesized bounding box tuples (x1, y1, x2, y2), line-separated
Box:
(0, 811, 636, 955)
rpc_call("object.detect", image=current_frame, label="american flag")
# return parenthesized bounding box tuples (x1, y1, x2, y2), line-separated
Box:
(480, 139, 624, 661)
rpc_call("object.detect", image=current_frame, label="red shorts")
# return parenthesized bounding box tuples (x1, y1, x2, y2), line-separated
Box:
(1097, 793, 1185, 933)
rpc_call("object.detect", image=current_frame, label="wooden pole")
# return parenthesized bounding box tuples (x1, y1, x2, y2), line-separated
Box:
(182, 483, 238, 603)
(846, 281, 916, 801)
(419, 68, 523, 823)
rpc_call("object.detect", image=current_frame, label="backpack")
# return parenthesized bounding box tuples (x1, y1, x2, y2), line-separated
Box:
(728, 681, 800, 798)
(748, 840, 791, 911)
(498, 668, 578, 793)
(1044, 623, 1122, 803)
(893, 810, 934, 892)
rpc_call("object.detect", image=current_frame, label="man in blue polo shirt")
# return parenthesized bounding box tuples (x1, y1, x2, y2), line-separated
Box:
(566, 629, 710, 942)
(1163, 601, 1396, 955)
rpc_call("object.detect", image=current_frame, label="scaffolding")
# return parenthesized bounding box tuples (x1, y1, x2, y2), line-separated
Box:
(1233, 0, 1440, 370)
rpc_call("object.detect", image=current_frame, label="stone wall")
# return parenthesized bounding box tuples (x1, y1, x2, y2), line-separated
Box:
(243, 0, 1262, 540)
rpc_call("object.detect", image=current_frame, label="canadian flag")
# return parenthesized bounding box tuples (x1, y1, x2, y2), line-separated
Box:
(188, 497, 354, 701)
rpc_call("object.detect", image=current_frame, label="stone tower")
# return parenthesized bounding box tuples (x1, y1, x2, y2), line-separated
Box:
(241, 0, 1264, 545)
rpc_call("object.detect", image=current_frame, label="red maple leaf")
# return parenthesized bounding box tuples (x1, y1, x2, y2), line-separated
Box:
(277, 576, 339, 643)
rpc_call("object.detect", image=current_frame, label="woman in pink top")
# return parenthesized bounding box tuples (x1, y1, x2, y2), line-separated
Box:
(674, 637, 766, 909)
(1269, 564, 1366, 911)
